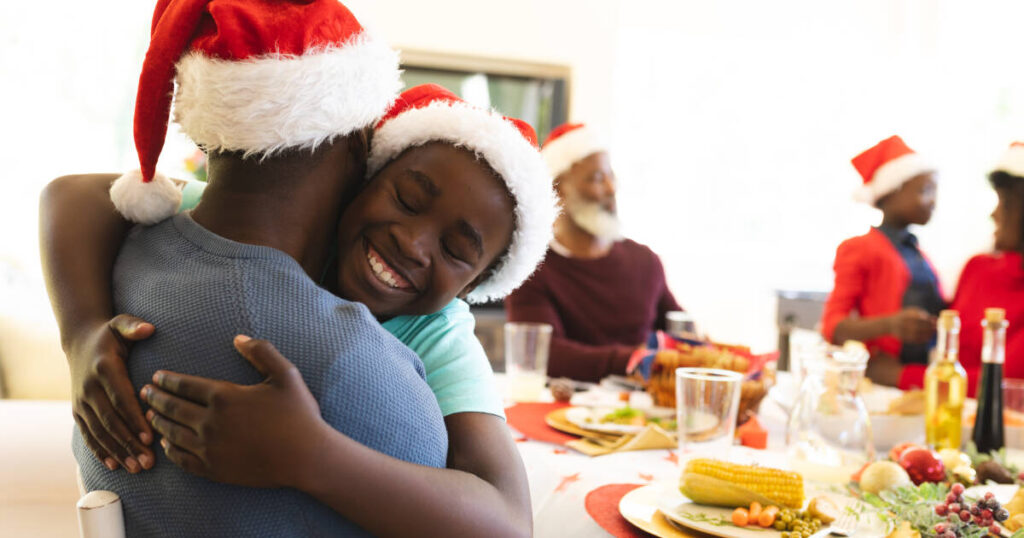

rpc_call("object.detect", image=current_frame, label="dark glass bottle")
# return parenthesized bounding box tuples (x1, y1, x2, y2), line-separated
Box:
(971, 308, 1009, 453)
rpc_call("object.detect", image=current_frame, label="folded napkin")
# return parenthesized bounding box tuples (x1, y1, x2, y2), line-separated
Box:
(567, 423, 677, 457)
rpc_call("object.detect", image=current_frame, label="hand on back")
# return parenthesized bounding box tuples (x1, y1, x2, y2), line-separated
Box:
(69, 314, 155, 472)
(141, 335, 329, 489)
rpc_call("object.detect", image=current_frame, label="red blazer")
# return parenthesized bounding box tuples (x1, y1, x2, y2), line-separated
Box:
(821, 228, 944, 388)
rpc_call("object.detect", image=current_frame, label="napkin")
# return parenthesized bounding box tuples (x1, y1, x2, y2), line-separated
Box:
(567, 423, 677, 457)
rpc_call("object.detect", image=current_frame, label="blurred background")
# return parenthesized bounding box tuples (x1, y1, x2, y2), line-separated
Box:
(1, 0, 1023, 397)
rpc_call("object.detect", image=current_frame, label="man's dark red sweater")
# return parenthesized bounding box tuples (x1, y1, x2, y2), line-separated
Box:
(504, 239, 681, 382)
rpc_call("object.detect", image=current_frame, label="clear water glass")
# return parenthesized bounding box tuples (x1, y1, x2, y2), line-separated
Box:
(504, 322, 552, 402)
(675, 367, 743, 455)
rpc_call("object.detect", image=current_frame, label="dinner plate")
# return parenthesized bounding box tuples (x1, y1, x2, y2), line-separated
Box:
(619, 482, 885, 538)
(563, 406, 676, 435)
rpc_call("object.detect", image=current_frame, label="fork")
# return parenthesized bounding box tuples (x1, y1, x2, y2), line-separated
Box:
(808, 511, 856, 537)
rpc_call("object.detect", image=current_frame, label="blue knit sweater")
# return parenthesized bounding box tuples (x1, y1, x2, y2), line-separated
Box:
(73, 214, 448, 537)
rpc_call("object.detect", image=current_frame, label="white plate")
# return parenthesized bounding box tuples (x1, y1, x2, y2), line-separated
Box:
(964, 484, 1020, 506)
(563, 406, 649, 434)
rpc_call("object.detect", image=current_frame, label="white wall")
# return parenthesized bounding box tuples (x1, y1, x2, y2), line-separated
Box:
(2, 0, 1022, 354)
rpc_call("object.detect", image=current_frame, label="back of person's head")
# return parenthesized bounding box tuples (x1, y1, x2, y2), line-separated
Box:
(110, 0, 400, 224)
(990, 142, 1024, 254)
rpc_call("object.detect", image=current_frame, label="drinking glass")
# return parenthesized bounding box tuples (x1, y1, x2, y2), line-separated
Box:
(675, 367, 743, 455)
(504, 322, 552, 402)
(786, 343, 874, 483)
(666, 311, 699, 340)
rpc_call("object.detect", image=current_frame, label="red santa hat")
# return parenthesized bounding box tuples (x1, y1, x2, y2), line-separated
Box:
(995, 142, 1024, 178)
(367, 84, 558, 303)
(110, 0, 401, 224)
(540, 123, 609, 181)
(851, 135, 936, 205)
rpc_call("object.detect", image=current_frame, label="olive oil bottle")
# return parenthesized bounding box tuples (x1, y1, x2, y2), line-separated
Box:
(925, 310, 967, 450)
(972, 308, 1009, 453)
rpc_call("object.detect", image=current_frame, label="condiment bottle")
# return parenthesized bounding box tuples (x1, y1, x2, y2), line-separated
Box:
(972, 308, 1009, 453)
(925, 310, 967, 450)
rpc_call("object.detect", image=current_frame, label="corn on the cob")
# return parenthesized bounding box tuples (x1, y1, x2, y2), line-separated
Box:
(679, 459, 804, 509)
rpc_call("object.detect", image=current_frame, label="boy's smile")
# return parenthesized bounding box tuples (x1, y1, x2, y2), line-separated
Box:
(335, 142, 516, 319)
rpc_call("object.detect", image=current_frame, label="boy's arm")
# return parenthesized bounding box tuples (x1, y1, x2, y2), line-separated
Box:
(39, 174, 159, 471)
(144, 337, 532, 538)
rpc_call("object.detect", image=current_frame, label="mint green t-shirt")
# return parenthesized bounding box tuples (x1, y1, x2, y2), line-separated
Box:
(177, 179, 504, 418)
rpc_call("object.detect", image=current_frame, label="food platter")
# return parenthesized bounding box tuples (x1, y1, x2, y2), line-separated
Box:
(563, 406, 677, 435)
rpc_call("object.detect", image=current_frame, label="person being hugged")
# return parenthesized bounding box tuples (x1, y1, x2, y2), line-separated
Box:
(822, 135, 945, 388)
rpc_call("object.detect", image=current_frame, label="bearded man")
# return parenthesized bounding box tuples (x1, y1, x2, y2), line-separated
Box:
(505, 123, 683, 382)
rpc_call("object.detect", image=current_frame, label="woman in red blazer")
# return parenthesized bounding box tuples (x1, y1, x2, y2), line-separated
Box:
(822, 136, 944, 388)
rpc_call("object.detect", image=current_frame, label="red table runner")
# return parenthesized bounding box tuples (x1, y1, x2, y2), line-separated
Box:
(584, 483, 648, 537)
(504, 402, 576, 445)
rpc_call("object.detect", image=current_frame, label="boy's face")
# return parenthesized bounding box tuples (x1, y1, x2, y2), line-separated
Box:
(334, 142, 515, 318)
(879, 172, 937, 225)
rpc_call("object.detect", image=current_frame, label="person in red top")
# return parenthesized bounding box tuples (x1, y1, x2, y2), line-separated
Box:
(822, 135, 945, 387)
(930, 142, 1024, 396)
(505, 123, 682, 382)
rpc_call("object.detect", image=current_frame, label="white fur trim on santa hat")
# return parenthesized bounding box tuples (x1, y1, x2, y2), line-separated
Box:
(541, 126, 608, 180)
(173, 33, 400, 157)
(853, 152, 936, 205)
(110, 170, 182, 225)
(996, 145, 1024, 178)
(367, 101, 558, 303)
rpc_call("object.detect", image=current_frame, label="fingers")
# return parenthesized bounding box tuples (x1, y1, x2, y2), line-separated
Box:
(78, 404, 141, 473)
(98, 358, 154, 448)
(108, 314, 155, 342)
(152, 370, 218, 405)
(141, 384, 205, 428)
(233, 335, 300, 383)
(160, 438, 207, 479)
(147, 410, 202, 454)
(74, 413, 117, 471)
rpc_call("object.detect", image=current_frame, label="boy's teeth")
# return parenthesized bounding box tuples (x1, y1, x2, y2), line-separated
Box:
(366, 247, 407, 289)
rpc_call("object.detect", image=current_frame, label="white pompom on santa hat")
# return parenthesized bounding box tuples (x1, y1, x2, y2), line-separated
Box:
(851, 135, 936, 206)
(540, 123, 609, 180)
(110, 0, 401, 224)
(368, 84, 558, 303)
(995, 141, 1024, 178)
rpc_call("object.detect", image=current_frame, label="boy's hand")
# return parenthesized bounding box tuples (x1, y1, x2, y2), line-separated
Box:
(888, 307, 936, 344)
(69, 314, 156, 473)
(141, 335, 329, 489)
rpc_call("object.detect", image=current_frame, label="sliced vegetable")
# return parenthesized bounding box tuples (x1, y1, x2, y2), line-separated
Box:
(757, 505, 779, 527)
(748, 501, 762, 521)
(732, 507, 750, 527)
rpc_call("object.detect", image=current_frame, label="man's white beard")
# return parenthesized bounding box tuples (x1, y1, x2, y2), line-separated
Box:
(565, 198, 621, 240)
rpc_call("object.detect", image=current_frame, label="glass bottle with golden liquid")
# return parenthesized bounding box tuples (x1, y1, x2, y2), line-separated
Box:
(925, 310, 967, 450)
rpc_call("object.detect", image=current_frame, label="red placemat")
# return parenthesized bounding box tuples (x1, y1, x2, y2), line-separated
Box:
(585, 483, 648, 538)
(505, 402, 576, 445)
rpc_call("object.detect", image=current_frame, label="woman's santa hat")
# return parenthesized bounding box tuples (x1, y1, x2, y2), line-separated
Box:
(851, 135, 936, 205)
(368, 84, 558, 303)
(111, 0, 401, 224)
(995, 142, 1024, 178)
(540, 123, 609, 180)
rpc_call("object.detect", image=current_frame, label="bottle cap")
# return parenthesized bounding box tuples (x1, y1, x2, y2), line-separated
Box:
(985, 308, 1006, 324)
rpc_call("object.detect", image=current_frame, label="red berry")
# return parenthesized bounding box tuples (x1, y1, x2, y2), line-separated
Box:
(974, 515, 984, 525)
(985, 492, 995, 500)
(991, 524, 1002, 535)
(934, 523, 947, 532)
(982, 509, 993, 519)
(972, 506, 981, 516)
(950, 503, 961, 513)
(961, 510, 972, 521)
(952, 483, 965, 495)
(948, 493, 959, 504)
(936, 504, 949, 516)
